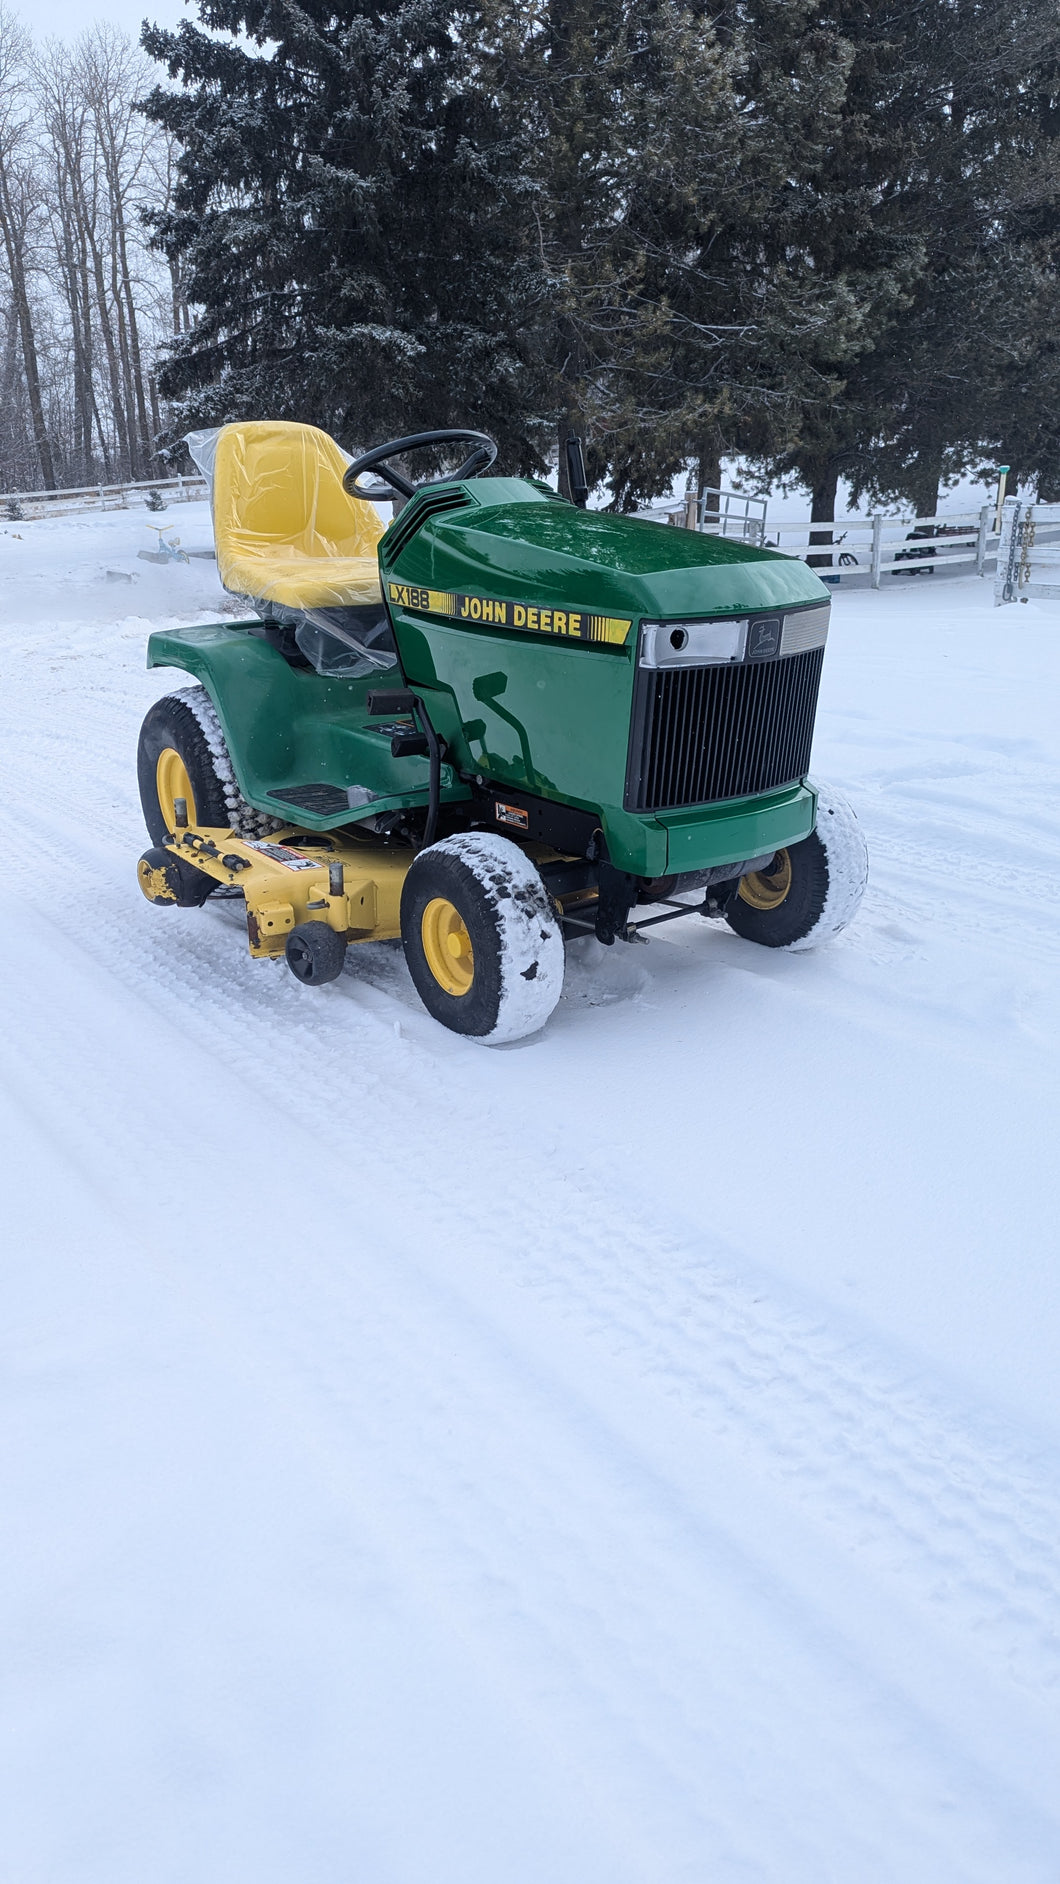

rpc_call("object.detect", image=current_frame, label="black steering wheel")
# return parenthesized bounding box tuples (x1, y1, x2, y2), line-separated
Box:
(343, 429, 498, 500)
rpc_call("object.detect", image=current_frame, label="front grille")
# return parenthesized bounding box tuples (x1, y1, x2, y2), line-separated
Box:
(625, 645, 824, 811)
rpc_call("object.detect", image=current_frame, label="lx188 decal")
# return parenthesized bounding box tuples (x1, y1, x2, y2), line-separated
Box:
(386, 582, 631, 646)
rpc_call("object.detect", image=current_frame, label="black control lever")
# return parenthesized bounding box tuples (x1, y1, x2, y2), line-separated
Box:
(366, 688, 445, 846)
(390, 731, 430, 758)
(367, 689, 417, 716)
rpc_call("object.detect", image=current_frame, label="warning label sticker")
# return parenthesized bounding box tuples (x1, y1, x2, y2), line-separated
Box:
(245, 841, 320, 871)
(494, 801, 530, 831)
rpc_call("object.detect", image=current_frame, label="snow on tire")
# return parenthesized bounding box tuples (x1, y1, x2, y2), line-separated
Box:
(137, 686, 282, 843)
(400, 832, 565, 1043)
(171, 686, 283, 840)
(789, 777, 869, 950)
(724, 777, 868, 951)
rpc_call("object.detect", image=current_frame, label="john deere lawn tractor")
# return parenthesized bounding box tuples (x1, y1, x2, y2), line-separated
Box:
(136, 420, 867, 1043)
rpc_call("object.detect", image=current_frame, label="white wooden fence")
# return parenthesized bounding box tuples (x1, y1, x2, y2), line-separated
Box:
(11, 475, 1057, 602)
(1, 472, 207, 521)
(763, 507, 1000, 584)
(642, 487, 1006, 586)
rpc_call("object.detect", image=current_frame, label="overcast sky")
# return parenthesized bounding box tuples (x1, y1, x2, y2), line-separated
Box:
(12, 0, 191, 41)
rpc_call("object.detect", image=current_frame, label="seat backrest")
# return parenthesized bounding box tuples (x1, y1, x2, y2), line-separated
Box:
(212, 420, 384, 566)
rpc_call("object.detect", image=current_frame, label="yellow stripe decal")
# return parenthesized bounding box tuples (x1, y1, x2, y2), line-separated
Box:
(387, 581, 631, 646)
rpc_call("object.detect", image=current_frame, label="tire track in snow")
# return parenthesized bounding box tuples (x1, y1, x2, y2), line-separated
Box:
(5, 920, 1059, 1883)
(6, 780, 1060, 1711)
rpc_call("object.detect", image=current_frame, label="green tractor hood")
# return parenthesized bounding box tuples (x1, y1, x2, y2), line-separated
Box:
(380, 478, 826, 628)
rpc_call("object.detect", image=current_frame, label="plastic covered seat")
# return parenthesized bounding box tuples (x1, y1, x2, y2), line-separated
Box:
(210, 420, 385, 610)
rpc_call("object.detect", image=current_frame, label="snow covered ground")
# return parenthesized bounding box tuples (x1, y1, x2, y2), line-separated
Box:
(2, 500, 1058, 1882)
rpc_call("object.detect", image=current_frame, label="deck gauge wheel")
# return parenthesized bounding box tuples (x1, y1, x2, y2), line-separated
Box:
(136, 846, 217, 908)
(285, 922, 347, 985)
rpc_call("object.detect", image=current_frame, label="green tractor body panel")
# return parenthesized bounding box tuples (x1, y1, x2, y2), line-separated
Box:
(148, 475, 830, 872)
(146, 624, 470, 830)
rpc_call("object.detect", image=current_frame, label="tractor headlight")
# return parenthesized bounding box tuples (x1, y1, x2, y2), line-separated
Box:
(639, 619, 748, 667)
(638, 604, 829, 668)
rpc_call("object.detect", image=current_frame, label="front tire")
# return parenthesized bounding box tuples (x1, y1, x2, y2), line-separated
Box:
(400, 833, 564, 1042)
(724, 779, 867, 950)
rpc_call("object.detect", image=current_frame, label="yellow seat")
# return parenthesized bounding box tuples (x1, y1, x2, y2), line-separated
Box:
(212, 420, 385, 610)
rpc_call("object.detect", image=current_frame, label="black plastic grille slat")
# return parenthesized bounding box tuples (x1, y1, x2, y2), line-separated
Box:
(628, 646, 825, 811)
(384, 488, 470, 560)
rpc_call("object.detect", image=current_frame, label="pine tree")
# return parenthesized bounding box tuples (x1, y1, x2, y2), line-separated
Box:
(535, 0, 750, 506)
(512, 0, 887, 507)
(962, 14, 1060, 500)
(142, 0, 552, 467)
(743, 0, 1060, 523)
(144, 0, 1060, 506)
(600, 0, 873, 510)
(725, 0, 941, 531)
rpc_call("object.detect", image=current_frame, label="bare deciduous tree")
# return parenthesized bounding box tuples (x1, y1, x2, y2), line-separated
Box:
(0, 6, 55, 488)
(0, 9, 180, 491)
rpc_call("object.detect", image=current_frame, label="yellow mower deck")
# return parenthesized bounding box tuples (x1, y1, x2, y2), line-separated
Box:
(138, 825, 410, 955)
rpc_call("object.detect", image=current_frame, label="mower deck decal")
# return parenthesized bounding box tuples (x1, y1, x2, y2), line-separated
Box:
(387, 581, 631, 646)
(244, 839, 320, 870)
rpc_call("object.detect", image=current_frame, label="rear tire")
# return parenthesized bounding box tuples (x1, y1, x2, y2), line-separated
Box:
(137, 687, 281, 844)
(400, 833, 564, 1042)
(724, 779, 867, 950)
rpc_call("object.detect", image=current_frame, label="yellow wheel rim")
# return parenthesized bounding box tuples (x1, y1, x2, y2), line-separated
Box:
(156, 747, 196, 830)
(421, 897, 475, 997)
(738, 849, 793, 912)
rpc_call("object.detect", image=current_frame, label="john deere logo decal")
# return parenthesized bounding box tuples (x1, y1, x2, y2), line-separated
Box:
(747, 616, 782, 659)
(386, 581, 631, 646)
